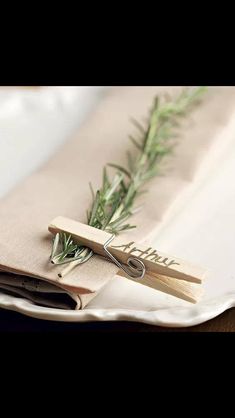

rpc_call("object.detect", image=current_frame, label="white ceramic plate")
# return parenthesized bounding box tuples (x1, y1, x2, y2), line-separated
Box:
(1, 87, 235, 327)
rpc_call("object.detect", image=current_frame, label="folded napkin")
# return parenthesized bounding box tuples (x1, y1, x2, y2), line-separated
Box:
(0, 87, 235, 310)
(0, 272, 77, 309)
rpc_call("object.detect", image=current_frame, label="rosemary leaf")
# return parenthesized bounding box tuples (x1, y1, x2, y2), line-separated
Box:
(50, 87, 207, 273)
(107, 163, 131, 179)
(129, 135, 143, 150)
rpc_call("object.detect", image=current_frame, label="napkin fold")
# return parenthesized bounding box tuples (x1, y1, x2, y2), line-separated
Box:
(0, 87, 235, 310)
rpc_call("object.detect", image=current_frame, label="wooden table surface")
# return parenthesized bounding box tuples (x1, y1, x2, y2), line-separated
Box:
(1, 307, 235, 332)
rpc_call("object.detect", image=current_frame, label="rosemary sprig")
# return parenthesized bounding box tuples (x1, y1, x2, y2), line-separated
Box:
(50, 87, 207, 277)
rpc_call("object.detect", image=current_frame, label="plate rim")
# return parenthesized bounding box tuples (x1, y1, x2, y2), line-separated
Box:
(0, 292, 234, 327)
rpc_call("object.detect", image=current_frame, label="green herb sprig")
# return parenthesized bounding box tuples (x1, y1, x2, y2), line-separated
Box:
(50, 87, 207, 277)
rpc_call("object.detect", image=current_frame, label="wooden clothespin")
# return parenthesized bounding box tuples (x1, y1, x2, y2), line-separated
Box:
(49, 216, 207, 303)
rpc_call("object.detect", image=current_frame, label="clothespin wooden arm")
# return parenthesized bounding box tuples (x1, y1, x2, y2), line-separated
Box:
(49, 216, 206, 282)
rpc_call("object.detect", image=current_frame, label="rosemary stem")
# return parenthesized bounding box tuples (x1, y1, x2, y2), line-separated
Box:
(58, 259, 81, 278)
(51, 87, 207, 278)
(110, 203, 125, 223)
(58, 248, 94, 278)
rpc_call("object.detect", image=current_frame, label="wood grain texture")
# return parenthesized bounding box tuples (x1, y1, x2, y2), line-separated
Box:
(49, 216, 206, 302)
(49, 217, 206, 284)
(118, 270, 203, 303)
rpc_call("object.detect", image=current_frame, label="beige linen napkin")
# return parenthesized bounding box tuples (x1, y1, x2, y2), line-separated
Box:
(0, 87, 235, 310)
